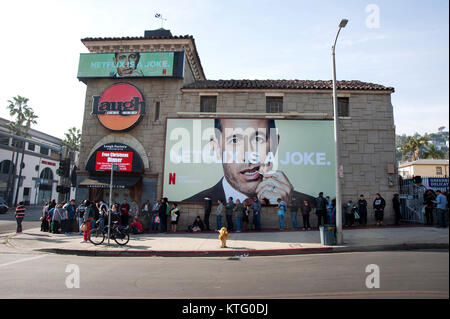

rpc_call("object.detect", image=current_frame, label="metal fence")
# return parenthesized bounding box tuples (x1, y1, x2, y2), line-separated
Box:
(398, 176, 449, 224)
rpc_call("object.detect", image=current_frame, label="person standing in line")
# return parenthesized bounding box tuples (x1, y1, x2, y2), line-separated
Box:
(289, 196, 300, 230)
(435, 190, 448, 228)
(423, 190, 436, 226)
(373, 193, 386, 226)
(392, 193, 402, 226)
(301, 200, 311, 230)
(81, 200, 95, 243)
(330, 198, 337, 226)
(216, 199, 224, 231)
(158, 197, 168, 233)
(41, 201, 50, 232)
(51, 204, 65, 234)
(203, 196, 212, 231)
(98, 200, 109, 232)
(64, 199, 77, 234)
(151, 200, 161, 232)
(242, 200, 250, 232)
(314, 192, 328, 227)
(343, 199, 354, 227)
(120, 199, 130, 226)
(234, 199, 244, 232)
(357, 195, 368, 226)
(170, 203, 180, 233)
(277, 198, 287, 230)
(59, 201, 67, 234)
(141, 199, 151, 231)
(252, 197, 262, 231)
(15, 202, 26, 233)
(225, 197, 235, 231)
(76, 201, 87, 235)
(326, 196, 333, 227)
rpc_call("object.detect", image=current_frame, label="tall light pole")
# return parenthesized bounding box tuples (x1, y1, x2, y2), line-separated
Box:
(332, 18, 348, 245)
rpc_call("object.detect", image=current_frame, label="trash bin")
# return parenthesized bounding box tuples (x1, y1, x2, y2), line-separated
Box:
(319, 224, 336, 245)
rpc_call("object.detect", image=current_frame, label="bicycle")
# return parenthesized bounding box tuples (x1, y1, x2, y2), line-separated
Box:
(89, 220, 130, 246)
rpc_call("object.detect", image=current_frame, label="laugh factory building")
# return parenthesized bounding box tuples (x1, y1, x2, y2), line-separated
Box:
(75, 29, 397, 228)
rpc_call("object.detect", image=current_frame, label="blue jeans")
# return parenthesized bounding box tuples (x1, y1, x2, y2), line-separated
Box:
(150, 213, 159, 231)
(253, 211, 261, 230)
(216, 215, 222, 230)
(99, 218, 105, 232)
(278, 214, 285, 229)
(226, 215, 234, 231)
(291, 211, 298, 229)
(236, 217, 242, 232)
(437, 209, 447, 228)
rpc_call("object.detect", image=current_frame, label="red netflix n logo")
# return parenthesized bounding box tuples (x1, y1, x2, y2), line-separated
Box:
(169, 173, 176, 185)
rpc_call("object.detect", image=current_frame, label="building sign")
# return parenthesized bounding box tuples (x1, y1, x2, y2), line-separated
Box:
(93, 83, 145, 131)
(428, 178, 449, 189)
(85, 143, 144, 173)
(77, 51, 185, 78)
(95, 151, 133, 172)
(162, 118, 336, 203)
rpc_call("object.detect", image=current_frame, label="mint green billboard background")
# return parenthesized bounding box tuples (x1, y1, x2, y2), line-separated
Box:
(163, 118, 336, 202)
(77, 52, 174, 77)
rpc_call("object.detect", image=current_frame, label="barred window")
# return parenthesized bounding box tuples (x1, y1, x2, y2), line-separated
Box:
(266, 97, 283, 113)
(338, 97, 350, 117)
(200, 96, 217, 113)
(436, 167, 442, 175)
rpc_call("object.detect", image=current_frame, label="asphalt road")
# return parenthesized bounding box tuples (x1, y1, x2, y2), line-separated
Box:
(0, 250, 447, 298)
(0, 207, 42, 234)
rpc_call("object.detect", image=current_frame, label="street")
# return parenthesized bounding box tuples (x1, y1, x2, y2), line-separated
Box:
(0, 250, 447, 298)
(0, 207, 41, 234)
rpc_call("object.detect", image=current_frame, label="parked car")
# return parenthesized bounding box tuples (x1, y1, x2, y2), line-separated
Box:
(0, 197, 8, 214)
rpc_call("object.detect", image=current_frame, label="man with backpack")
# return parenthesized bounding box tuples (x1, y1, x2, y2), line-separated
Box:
(314, 192, 328, 227)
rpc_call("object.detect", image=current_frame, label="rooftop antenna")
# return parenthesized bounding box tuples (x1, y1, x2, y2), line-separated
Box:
(155, 13, 167, 28)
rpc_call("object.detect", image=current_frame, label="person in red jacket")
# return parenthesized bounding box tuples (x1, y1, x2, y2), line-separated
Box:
(120, 199, 130, 226)
(130, 216, 143, 234)
(15, 202, 26, 233)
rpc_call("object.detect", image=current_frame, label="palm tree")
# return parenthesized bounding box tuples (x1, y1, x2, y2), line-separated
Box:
(62, 127, 81, 152)
(6, 96, 39, 206)
(423, 143, 445, 160)
(400, 133, 429, 161)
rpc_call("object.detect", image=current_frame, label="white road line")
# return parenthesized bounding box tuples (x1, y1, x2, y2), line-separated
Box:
(0, 254, 48, 269)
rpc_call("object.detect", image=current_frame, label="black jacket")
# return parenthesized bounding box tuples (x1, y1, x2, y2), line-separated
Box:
(373, 197, 386, 211)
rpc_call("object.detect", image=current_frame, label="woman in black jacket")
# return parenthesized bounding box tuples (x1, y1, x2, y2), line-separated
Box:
(158, 198, 168, 233)
(373, 193, 386, 226)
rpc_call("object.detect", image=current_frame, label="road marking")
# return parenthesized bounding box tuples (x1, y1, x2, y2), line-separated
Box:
(0, 254, 48, 269)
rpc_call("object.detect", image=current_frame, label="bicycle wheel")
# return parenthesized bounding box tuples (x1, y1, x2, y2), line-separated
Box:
(113, 228, 129, 246)
(89, 227, 105, 245)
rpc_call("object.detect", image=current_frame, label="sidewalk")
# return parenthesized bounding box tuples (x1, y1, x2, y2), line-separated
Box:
(1, 225, 448, 257)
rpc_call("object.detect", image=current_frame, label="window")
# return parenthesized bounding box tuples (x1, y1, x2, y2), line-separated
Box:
(266, 97, 283, 113)
(436, 167, 443, 175)
(40, 146, 49, 156)
(11, 139, 24, 149)
(0, 136, 9, 146)
(200, 96, 217, 113)
(0, 160, 14, 174)
(154, 101, 160, 121)
(338, 97, 350, 117)
(28, 142, 35, 151)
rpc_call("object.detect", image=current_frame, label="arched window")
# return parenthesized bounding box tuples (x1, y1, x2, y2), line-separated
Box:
(0, 160, 14, 174)
(40, 167, 53, 180)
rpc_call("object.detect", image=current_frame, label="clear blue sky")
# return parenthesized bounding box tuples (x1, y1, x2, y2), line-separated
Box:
(0, 0, 448, 137)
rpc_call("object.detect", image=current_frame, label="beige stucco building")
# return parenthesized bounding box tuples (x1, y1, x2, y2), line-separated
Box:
(75, 29, 397, 228)
(398, 159, 449, 178)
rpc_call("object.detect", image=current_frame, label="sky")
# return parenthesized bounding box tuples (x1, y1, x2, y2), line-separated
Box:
(0, 0, 448, 139)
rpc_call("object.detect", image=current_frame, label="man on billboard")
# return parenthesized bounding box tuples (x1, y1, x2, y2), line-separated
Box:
(182, 118, 315, 205)
(111, 52, 144, 77)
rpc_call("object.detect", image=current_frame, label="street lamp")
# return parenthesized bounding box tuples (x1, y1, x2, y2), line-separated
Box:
(332, 18, 348, 245)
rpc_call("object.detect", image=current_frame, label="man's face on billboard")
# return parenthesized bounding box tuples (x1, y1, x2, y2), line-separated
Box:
(217, 119, 277, 196)
(114, 53, 139, 76)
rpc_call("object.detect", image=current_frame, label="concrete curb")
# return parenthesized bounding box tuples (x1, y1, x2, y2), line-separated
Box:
(36, 243, 449, 257)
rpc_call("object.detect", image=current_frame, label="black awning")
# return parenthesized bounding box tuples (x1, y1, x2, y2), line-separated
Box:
(78, 176, 142, 189)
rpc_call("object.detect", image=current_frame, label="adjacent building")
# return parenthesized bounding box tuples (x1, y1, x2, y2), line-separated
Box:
(75, 29, 397, 227)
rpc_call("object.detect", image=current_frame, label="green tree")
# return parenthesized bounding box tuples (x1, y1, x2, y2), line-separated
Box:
(6, 96, 38, 206)
(62, 127, 81, 152)
(423, 143, 445, 160)
(400, 133, 429, 161)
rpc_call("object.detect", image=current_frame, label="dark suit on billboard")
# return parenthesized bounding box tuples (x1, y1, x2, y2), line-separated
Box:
(182, 178, 315, 204)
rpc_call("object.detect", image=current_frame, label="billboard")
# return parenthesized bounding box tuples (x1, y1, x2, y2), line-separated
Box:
(78, 51, 184, 78)
(163, 118, 336, 204)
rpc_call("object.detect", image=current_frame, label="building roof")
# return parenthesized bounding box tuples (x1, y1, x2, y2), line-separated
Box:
(398, 159, 449, 168)
(182, 79, 395, 92)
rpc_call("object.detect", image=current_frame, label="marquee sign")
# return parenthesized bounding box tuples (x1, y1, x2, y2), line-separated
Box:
(92, 83, 145, 131)
(85, 143, 144, 173)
